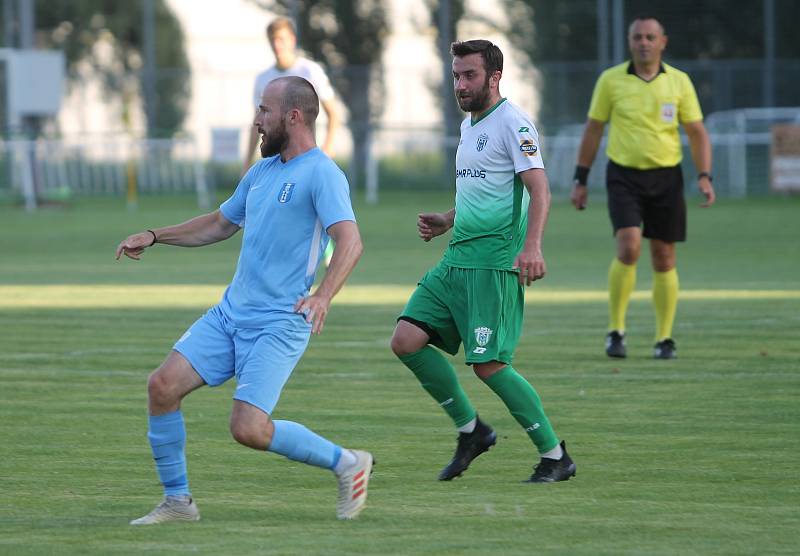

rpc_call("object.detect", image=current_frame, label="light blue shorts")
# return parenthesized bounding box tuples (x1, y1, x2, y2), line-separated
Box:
(173, 305, 311, 415)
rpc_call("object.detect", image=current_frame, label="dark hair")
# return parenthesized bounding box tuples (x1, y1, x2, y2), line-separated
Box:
(276, 76, 319, 126)
(629, 15, 665, 34)
(450, 40, 503, 75)
(267, 17, 296, 40)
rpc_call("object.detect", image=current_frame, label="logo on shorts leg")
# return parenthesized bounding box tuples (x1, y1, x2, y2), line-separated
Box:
(473, 326, 493, 354)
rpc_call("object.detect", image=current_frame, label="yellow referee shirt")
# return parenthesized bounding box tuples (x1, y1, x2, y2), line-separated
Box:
(588, 61, 703, 169)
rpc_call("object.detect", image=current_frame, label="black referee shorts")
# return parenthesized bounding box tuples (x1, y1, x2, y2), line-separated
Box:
(605, 160, 686, 242)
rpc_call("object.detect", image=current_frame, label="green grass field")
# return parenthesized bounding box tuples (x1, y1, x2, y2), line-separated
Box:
(1, 192, 799, 555)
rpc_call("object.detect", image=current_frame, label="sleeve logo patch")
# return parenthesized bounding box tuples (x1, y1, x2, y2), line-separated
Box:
(519, 139, 539, 156)
(518, 126, 529, 133)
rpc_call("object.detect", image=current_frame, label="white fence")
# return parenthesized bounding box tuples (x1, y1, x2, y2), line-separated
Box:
(3, 108, 798, 209)
(364, 108, 800, 201)
(0, 135, 210, 211)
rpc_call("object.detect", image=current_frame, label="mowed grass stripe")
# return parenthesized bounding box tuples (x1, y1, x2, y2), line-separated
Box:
(2, 284, 800, 308)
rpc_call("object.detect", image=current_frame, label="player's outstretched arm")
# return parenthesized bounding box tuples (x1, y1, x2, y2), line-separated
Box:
(115, 210, 240, 261)
(571, 118, 605, 210)
(294, 220, 363, 334)
(514, 168, 551, 286)
(683, 120, 715, 208)
(417, 209, 455, 242)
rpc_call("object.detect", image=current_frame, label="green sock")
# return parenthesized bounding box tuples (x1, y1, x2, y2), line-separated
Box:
(399, 347, 476, 428)
(483, 366, 559, 453)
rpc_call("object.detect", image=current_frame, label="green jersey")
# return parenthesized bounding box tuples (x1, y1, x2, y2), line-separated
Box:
(443, 98, 545, 270)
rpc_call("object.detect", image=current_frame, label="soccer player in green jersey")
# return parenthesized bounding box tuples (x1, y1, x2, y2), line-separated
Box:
(390, 40, 575, 483)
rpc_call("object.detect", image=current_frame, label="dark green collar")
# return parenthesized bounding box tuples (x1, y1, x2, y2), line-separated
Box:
(471, 97, 507, 126)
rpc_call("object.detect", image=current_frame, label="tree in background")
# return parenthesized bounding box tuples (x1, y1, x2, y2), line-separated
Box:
(424, 0, 466, 187)
(36, 0, 190, 138)
(500, 0, 800, 130)
(251, 0, 388, 189)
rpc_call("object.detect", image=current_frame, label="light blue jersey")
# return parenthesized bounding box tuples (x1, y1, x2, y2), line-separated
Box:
(218, 147, 355, 328)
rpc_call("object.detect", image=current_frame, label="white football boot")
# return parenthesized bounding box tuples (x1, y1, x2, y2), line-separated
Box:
(335, 450, 374, 520)
(130, 495, 200, 525)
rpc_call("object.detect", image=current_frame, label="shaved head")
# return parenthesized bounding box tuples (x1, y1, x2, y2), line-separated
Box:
(628, 15, 665, 37)
(270, 76, 319, 128)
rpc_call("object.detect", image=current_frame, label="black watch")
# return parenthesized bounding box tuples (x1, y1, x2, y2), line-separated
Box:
(697, 172, 713, 182)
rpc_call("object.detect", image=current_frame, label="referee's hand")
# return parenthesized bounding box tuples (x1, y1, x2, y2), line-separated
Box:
(570, 182, 588, 210)
(698, 177, 716, 208)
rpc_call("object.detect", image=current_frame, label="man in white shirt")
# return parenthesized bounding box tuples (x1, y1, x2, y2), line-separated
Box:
(243, 17, 340, 173)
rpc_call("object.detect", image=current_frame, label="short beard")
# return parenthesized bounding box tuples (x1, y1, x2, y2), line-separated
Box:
(259, 124, 289, 158)
(456, 77, 492, 112)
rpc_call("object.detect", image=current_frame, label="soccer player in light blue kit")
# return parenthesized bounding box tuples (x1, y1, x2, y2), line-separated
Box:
(116, 76, 373, 524)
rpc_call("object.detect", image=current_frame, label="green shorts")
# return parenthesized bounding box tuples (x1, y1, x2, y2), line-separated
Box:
(399, 260, 524, 365)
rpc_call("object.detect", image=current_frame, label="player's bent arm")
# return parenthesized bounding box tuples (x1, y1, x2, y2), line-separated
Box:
(520, 169, 551, 253)
(683, 119, 715, 207)
(320, 98, 340, 156)
(152, 210, 240, 247)
(295, 220, 362, 333)
(514, 169, 550, 284)
(313, 220, 363, 302)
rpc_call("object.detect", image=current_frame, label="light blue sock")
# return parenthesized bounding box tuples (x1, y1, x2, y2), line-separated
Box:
(268, 420, 342, 470)
(147, 411, 190, 496)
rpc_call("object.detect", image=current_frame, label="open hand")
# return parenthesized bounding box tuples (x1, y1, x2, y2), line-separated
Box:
(115, 231, 155, 261)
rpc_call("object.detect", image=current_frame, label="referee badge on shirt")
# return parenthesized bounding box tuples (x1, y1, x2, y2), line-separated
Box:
(519, 139, 539, 156)
(476, 133, 489, 152)
(277, 182, 295, 203)
(661, 103, 676, 123)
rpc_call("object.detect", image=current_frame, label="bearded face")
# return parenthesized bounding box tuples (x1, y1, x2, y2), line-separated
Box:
(452, 53, 495, 114)
(259, 117, 289, 158)
(455, 73, 492, 112)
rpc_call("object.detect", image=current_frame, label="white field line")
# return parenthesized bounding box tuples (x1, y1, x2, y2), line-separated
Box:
(0, 285, 799, 308)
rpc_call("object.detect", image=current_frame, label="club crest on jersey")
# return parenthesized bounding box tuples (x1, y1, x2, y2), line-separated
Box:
(476, 133, 489, 152)
(519, 139, 538, 156)
(277, 182, 295, 203)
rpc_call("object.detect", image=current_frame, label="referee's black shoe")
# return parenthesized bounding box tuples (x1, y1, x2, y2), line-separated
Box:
(525, 441, 576, 483)
(654, 338, 677, 359)
(605, 330, 627, 358)
(438, 416, 497, 481)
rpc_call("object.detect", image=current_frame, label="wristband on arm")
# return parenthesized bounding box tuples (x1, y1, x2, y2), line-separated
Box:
(146, 230, 158, 246)
(573, 165, 590, 186)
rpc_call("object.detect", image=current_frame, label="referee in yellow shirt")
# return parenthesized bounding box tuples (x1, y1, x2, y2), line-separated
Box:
(570, 15, 715, 359)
